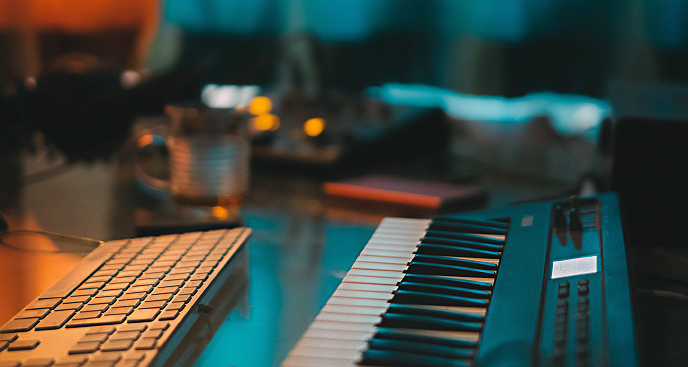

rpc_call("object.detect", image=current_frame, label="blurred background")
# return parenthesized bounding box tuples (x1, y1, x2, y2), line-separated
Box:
(2, 1, 688, 366)
(1, 0, 687, 95)
(3, 0, 688, 186)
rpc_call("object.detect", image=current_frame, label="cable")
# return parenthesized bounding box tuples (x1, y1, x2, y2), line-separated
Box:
(636, 288, 688, 309)
(637, 289, 688, 302)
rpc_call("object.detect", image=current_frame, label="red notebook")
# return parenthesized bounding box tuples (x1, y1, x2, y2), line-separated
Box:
(324, 175, 487, 217)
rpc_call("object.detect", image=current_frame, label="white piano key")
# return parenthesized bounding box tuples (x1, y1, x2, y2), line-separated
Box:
(342, 274, 401, 285)
(359, 250, 415, 264)
(364, 243, 419, 252)
(310, 321, 379, 332)
(295, 337, 368, 351)
(379, 218, 431, 227)
(303, 327, 376, 341)
(351, 261, 407, 272)
(368, 236, 422, 245)
(369, 237, 420, 243)
(291, 346, 367, 360)
(326, 297, 390, 308)
(373, 229, 423, 235)
(361, 248, 417, 257)
(369, 235, 415, 242)
(316, 313, 382, 324)
(356, 255, 412, 265)
(347, 268, 405, 279)
(366, 239, 419, 247)
(381, 217, 429, 222)
(369, 237, 422, 243)
(372, 230, 419, 237)
(337, 282, 398, 293)
(374, 229, 425, 235)
(364, 240, 407, 249)
(373, 226, 424, 234)
(332, 289, 394, 300)
(372, 229, 425, 236)
(320, 304, 389, 316)
(282, 355, 358, 367)
(363, 246, 417, 254)
(371, 235, 421, 243)
(375, 225, 427, 232)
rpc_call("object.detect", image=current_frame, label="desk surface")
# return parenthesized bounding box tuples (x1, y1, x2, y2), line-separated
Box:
(1, 141, 684, 366)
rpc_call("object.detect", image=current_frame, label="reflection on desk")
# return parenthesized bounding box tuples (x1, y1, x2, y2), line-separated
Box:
(0, 139, 608, 366)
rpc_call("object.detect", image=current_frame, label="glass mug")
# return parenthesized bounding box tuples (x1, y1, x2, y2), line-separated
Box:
(135, 104, 251, 208)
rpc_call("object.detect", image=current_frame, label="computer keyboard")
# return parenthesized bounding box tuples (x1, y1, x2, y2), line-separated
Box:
(0, 227, 250, 367)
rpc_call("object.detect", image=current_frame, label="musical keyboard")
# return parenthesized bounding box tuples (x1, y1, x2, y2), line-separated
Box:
(282, 193, 637, 367)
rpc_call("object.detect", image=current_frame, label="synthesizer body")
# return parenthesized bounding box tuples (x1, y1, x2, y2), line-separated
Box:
(282, 193, 637, 367)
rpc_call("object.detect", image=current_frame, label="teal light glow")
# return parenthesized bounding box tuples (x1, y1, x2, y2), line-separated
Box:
(165, 0, 279, 34)
(369, 83, 611, 137)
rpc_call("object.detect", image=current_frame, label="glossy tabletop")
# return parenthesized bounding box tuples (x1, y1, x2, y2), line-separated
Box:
(0, 140, 578, 367)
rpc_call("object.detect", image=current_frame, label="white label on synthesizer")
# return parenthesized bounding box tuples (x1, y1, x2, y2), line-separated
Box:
(551, 255, 598, 279)
(521, 216, 534, 227)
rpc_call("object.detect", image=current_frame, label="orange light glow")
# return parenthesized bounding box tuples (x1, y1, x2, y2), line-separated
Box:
(252, 114, 280, 131)
(249, 96, 272, 115)
(212, 206, 229, 220)
(0, 1, 157, 32)
(137, 134, 154, 148)
(304, 118, 325, 137)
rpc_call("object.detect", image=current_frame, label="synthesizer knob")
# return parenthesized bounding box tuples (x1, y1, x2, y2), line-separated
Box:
(569, 207, 583, 249)
(554, 205, 568, 246)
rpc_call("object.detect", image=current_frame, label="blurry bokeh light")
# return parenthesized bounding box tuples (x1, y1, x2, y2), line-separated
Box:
(201, 84, 260, 108)
(249, 96, 273, 115)
(303, 118, 325, 137)
(252, 114, 280, 131)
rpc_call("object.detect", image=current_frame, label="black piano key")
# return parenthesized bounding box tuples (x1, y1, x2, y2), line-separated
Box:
(391, 289, 489, 307)
(422, 236, 503, 252)
(397, 282, 491, 299)
(387, 304, 485, 322)
(374, 327, 479, 349)
(415, 243, 502, 259)
(402, 273, 493, 290)
(424, 230, 505, 245)
(428, 221, 508, 236)
(405, 262, 496, 278)
(367, 338, 475, 360)
(377, 313, 483, 332)
(412, 254, 498, 271)
(432, 216, 509, 229)
(360, 349, 471, 367)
